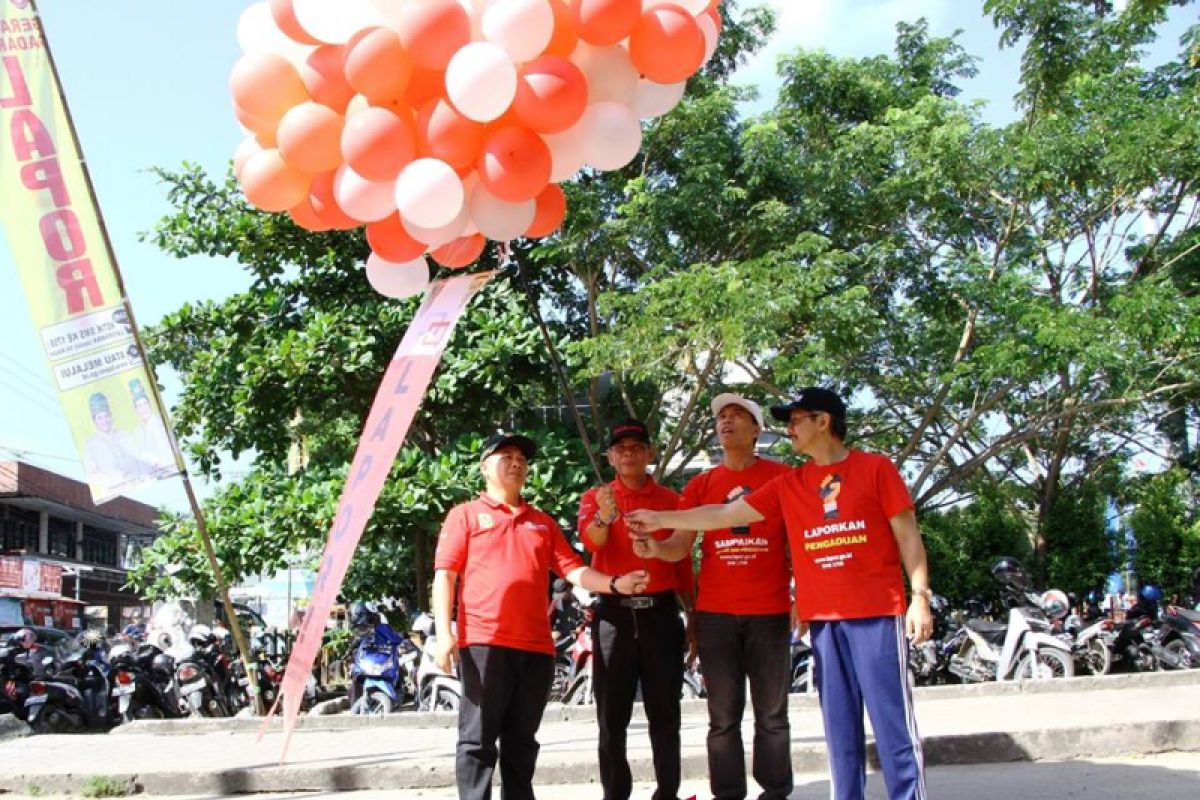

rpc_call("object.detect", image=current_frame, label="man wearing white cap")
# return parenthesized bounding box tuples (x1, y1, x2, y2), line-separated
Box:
(633, 393, 793, 800)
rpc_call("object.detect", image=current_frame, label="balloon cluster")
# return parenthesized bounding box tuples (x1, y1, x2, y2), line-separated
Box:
(230, 0, 722, 298)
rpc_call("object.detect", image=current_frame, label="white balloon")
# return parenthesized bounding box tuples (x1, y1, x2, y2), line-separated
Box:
(395, 158, 465, 229)
(698, 12, 719, 64)
(582, 102, 642, 172)
(544, 122, 589, 182)
(445, 42, 518, 122)
(457, 0, 488, 39)
(482, 0, 554, 63)
(570, 43, 638, 105)
(293, 0, 386, 44)
(469, 183, 537, 241)
(402, 203, 470, 246)
(673, 0, 711, 14)
(334, 166, 397, 222)
(629, 79, 686, 119)
(366, 253, 430, 299)
(236, 2, 313, 66)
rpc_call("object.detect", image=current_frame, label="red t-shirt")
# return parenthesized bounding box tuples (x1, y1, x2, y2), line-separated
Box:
(434, 494, 585, 655)
(744, 450, 913, 621)
(680, 459, 792, 615)
(578, 477, 686, 594)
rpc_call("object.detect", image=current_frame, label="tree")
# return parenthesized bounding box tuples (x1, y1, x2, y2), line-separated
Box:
(1123, 468, 1200, 596)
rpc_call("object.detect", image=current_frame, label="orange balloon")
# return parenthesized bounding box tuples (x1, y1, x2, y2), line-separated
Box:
(309, 172, 361, 230)
(629, 4, 706, 84)
(431, 234, 485, 269)
(241, 149, 313, 213)
(288, 195, 332, 232)
(398, 0, 471, 71)
(571, 0, 640, 46)
(301, 45, 355, 112)
(345, 28, 413, 104)
(230, 52, 309, 122)
(478, 126, 552, 203)
(513, 57, 587, 135)
(233, 102, 279, 146)
(342, 106, 417, 181)
(417, 98, 486, 171)
(367, 213, 429, 262)
(526, 183, 567, 238)
(542, 0, 579, 57)
(277, 102, 345, 173)
(269, 0, 321, 45)
(405, 67, 448, 109)
(234, 136, 264, 179)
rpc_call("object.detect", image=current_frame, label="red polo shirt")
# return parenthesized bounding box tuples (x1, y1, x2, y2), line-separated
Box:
(744, 450, 912, 621)
(680, 458, 792, 615)
(435, 494, 585, 655)
(578, 476, 685, 594)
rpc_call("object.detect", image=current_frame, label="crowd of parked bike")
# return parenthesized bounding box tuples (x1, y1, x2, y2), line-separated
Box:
(2, 556, 1196, 733)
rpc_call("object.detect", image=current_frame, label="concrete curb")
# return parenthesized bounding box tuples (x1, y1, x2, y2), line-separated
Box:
(111, 668, 1200, 736)
(7, 718, 1197, 796)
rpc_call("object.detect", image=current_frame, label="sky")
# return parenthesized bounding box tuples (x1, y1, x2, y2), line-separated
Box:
(0, 0, 1192, 513)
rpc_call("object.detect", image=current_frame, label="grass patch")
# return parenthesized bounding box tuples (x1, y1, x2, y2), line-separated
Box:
(80, 776, 131, 798)
(25, 784, 44, 797)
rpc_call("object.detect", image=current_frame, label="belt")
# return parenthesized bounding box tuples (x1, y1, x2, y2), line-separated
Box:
(599, 591, 676, 611)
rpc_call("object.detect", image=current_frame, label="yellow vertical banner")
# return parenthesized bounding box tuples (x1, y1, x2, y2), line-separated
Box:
(1, 0, 179, 504)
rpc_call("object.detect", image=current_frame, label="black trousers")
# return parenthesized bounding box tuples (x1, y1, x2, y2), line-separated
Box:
(593, 596, 685, 800)
(695, 611, 793, 800)
(457, 644, 554, 800)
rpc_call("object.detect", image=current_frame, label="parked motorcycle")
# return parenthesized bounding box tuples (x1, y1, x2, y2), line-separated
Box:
(348, 616, 414, 715)
(25, 631, 114, 734)
(108, 639, 184, 721)
(947, 558, 1074, 683)
(0, 631, 50, 721)
(411, 612, 461, 712)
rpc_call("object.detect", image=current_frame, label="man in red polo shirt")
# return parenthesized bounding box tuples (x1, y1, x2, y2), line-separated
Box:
(433, 433, 649, 800)
(578, 418, 690, 800)
(634, 394, 793, 800)
(626, 388, 933, 800)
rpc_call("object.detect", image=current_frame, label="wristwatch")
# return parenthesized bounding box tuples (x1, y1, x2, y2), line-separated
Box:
(911, 587, 933, 602)
(593, 512, 617, 528)
(609, 575, 624, 596)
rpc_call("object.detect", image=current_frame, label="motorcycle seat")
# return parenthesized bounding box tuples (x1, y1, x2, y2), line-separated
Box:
(966, 620, 1009, 644)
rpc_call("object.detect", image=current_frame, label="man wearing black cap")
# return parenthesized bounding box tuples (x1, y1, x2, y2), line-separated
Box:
(627, 389, 933, 800)
(578, 419, 690, 800)
(433, 432, 650, 800)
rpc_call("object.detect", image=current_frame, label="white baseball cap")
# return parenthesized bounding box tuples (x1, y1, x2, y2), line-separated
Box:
(710, 393, 764, 428)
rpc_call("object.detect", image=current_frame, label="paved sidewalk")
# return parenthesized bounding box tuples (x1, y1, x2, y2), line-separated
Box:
(0, 672, 1196, 796)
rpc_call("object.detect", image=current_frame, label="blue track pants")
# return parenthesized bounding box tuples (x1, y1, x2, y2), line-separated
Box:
(811, 616, 926, 800)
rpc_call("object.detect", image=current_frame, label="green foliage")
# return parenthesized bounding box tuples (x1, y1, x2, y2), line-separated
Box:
(919, 491, 1033, 603)
(80, 776, 132, 798)
(1123, 469, 1200, 596)
(1042, 482, 1120, 595)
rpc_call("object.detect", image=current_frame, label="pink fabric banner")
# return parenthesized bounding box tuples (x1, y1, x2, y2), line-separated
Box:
(266, 272, 494, 759)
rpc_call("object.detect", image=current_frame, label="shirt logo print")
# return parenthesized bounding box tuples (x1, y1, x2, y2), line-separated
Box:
(819, 473, 842, 520)
(477, 513, 495, 529)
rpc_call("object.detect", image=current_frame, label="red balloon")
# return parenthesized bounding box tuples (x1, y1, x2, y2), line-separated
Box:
(288, 195, 332, 231)
(309, 172, 361, 230)
(629, 4, 705, 84)
(345, 28, 413, 104)
(269, 0, 321, 45)
(526, 183, 567, 238)
(543, 0, 579, 57)
(342, 106, 417, 181)
(301, 45, 355, 112)
(278, 102, 345, 173)
(513, 57, 588, 134)
(478, 127, 552, 203)
(405, 67, 448, 109)
(417, 99, 486, 171)
(241, 149, 313, 213)
(230, 53, 308, 122)
(367, 213, 429, 262)
(431, 234, 486, 269)
(571, 0, 640, 46)
(398, 0, 471, 71)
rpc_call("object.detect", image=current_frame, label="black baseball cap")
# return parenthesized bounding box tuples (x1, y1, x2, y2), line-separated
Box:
(770, 387, 847, 422)
(607, 418, 651, 449)
(480, 432, 537, 462)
